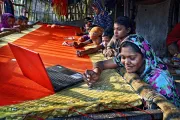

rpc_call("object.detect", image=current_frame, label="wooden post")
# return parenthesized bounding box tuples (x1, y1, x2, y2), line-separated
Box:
(124, 0, 129, 17)
(74, 3, 77, 20)
(24, 0, 28, 16)
(69, 5, 72, 21)
(33, 0, 38, 21)
(80, 2, 83, 19)
(48, 1, 51, 23)
(28, 0, 32, 21)
(77, 3, 80, 20)
(0, 3, 2, 18)
(114, 1, 117, 21)
(85, 0, 88, 17)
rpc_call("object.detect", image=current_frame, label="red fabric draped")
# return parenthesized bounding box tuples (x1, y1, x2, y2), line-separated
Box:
(166, 23, 180, 46)
(52, 0, 68, 16)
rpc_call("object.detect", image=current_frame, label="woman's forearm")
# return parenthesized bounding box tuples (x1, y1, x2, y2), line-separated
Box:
(1, 28, 14, 32)
(93, 59, 118, 71)
(82, 45, 102, 55)
(93, 67, 102, 76)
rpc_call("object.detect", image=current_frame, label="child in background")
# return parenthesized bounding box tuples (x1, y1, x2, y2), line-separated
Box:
(0, 13, 20, 32)
(76, 31, 112, 57)
(14, 16, 23, 28)
(77, 17, 93, 42)
(21, 16, 35, 28)
(83, 17, 92, 34)
(73, 26, 104, 48)
(78, 26, 91, 42)
(104, 16, 135, 57)
(22, 16, 28, 26)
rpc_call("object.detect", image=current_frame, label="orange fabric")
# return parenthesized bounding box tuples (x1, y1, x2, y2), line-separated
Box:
(0, 24, 93, 106)
(89, 26, 104, 40)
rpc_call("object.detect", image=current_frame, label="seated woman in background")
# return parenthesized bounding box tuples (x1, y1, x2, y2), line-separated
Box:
(104, 16, 135, 58)
(76, 31, 112, 57)
(73, 26, 104, 48)
(0, 13, 20, 32)
(84, 34, 180, 107)
(166, 23, 180, 56)
(166, 23, 180, 65)
(91, 0, 113, 37)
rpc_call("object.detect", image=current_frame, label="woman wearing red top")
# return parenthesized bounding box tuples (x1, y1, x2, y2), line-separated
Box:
(166, 23, 180, 56)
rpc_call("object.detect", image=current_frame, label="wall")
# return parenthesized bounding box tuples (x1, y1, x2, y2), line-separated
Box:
(136, 0, 171, 57)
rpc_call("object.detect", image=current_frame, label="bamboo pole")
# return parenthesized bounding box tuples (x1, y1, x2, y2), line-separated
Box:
(123, 73, 180, 120)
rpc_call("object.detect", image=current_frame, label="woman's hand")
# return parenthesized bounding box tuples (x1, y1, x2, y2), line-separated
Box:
(76, 50, 84, 57)
(73, 42, 79, 48)
(105, 49, 115, 57)
(83, 69, 100, 87)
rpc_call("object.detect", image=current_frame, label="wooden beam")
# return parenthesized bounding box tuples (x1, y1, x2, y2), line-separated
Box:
(124, 73, 180, 120)
(54, 109, 163, 120)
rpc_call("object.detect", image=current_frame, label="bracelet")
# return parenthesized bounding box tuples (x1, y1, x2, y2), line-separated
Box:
(93, 61, 104, 72)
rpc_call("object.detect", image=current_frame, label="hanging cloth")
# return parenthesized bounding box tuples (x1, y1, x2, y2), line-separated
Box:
(51, 0, 68, 16)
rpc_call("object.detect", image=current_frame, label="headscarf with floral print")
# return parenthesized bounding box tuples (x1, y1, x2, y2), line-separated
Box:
(120, 34, 180, 107)
(121, 34, 168, 77)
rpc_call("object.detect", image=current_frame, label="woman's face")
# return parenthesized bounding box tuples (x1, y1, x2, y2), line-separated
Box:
(7, 17, 15, 27)
(114, 23, 129, 40)
(92, 6, 100, 14)
(120, 46, 144, 73)
(89, 32, 99, 40)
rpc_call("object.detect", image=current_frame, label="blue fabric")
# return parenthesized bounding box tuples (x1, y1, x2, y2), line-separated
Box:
(92, 0, 113, 35)
(4, 0, 14, 15)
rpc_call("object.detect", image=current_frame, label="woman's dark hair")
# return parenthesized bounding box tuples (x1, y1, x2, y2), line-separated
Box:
(102, 31, 113, 39)
(16, 16, 24, 20)
(21, 16, 28, 21)
(120, 41, 143, 57)
(8, 15, 15, 19)
(114, 16, 135, 34)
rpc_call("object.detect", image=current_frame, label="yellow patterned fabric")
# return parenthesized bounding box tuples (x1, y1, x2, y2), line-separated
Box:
(0, 43, 142, 120)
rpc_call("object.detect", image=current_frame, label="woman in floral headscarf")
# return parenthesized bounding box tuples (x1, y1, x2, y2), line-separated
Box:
(0, 13, 20, 32)
(84, 34, 180, 107)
